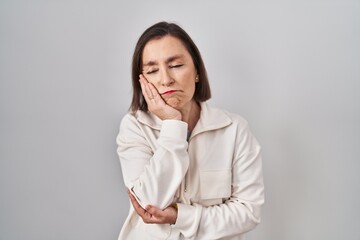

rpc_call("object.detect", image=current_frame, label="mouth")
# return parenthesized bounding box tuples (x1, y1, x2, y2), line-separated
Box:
(161, 90, 177, 95)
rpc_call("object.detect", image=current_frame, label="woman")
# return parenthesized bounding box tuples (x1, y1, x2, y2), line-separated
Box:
(116, 21, 264, 240)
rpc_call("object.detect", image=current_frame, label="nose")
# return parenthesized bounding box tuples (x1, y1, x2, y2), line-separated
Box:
(160, 68, 174, 86)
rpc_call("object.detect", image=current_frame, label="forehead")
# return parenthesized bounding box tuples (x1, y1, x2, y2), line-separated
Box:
(142, 35, 191, 64)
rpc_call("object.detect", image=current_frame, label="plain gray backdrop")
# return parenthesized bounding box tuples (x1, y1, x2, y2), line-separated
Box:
(1, 0, 359, 239)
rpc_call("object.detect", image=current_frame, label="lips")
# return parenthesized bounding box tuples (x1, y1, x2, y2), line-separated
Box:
(161, 90, 177, 95)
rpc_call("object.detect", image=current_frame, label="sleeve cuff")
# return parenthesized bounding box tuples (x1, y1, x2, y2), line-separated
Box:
(172, 203, 202, 239)
(160, 120, 188, 140)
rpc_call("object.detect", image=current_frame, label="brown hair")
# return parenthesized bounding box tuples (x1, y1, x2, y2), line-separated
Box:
(130, 21, 211, 112)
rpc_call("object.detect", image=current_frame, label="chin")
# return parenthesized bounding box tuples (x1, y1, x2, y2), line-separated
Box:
(166, 98, 182, 109)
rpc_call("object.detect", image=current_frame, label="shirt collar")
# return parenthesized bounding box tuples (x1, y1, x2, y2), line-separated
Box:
(135, 102, 232, 134)
(191, 102, 232, 138)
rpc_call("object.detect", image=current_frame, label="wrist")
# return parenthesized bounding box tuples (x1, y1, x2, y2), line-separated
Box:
(173, 114, 182, 121)
(163, 113, 181, 121)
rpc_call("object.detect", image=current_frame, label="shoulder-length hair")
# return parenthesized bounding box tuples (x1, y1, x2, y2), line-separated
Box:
(130, 21, 211, 112)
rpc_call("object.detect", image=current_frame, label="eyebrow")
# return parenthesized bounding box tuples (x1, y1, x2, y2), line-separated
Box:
(142, 54, 185, 67)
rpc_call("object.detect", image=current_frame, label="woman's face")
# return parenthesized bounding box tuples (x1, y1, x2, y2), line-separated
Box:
(141, 35, 198, 110)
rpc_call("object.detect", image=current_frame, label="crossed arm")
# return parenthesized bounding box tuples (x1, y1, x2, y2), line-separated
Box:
(128, 189, 178, 224)
(118, 75, 264, 239)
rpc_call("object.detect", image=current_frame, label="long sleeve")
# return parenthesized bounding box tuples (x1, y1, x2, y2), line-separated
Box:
(172, 123, 265, 239)
(116, 114, 189, 209)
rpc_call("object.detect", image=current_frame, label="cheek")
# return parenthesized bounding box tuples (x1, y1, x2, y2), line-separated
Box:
(178, 71, 196, 85)
(185, 75, 197, 91)
(189, 84, 196, 97)
(144, 75, 160, 87)
(183, 81, 196, 99)
(144, 74, 155, 83)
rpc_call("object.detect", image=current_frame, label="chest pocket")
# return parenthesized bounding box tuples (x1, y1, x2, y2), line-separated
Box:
(200, 169, 232, 206)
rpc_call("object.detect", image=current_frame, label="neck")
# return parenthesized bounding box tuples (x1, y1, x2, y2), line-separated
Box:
(180, 100, 200, 132)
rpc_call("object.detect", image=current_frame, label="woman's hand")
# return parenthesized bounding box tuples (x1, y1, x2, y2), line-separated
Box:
(139, 74, 182, 121)
(128, 190, 178, 225)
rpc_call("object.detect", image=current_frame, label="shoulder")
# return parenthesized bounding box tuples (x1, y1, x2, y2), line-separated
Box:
(223, 110, 249, 127)
(222, 110, 253, 139)
(119, 111, 149, 133)
(120, 112, 138, 128)
(117, 111, 154, 143)
(203, 103, 249, 130)
(121, 110, 160, 126)
(119, 110, 163, 137)
(202, 103, 261, 151)
(118, 112, 140, 137)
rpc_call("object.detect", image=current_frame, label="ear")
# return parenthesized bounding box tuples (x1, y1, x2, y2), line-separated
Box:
(195, 75, 199, 83)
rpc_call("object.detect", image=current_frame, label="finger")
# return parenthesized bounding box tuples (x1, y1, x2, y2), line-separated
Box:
(128, 191, 141, 209)
(127, 190, 158, 224)
(128, 190, 147, 216)
(141, 80, 166, 107)
(139, 76, 150, 99)
(144, 83, 154, 100)
(140, 74, 160, 100)
(139, 73, 148, 82)
(145, 205, 159, 215)
(147, 205, 177, 224)
(147, 82, 162, 102)
(139, 75, 154, 101)
(128, 191, 140, 209)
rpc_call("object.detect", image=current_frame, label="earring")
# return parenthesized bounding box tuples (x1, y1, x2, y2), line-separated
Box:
(195, 75, 199, 81)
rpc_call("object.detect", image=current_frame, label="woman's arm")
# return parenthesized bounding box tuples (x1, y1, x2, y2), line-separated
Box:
(174, 148, 264, 239)
(132, 123, 264, 239)
(128, 189, 178, 224)
(117, 114, 189, 210)
(118, 74, 189, 209)
(173, 124, 264, 239)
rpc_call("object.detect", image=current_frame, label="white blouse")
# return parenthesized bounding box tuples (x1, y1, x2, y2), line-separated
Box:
(116, 102, 264, 240)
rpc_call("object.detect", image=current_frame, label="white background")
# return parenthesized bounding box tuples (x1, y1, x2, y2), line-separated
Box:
(1, 0, 359, 239)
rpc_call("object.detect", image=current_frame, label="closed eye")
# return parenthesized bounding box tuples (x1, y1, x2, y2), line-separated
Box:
(170, 64, 183, 68)
(146, 69, 158, 74)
